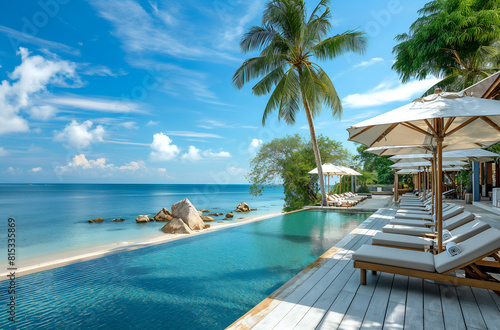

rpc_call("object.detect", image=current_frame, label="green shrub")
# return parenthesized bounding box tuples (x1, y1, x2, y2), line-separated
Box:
(357, 185, 370, 194)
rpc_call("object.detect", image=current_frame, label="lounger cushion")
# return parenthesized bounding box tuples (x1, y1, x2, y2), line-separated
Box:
(443, 220, 490, 245)
(372, 233, 433, 250)
(353, 245, 435, 272)
(434, 228, 500, 273)
(382, 225, 432, 236)
(442, 212, 474, 230)
(390, 219, 432, 227)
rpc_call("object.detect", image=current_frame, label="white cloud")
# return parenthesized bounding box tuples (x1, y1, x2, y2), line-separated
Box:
(118, 121, 138, 129)
(89, 0, 238, 63)
(165, 131, 222, 139)
(181, 146, 232, 161)
(0, 47, 77, 135)
(0, 25, 80, 55)
(353, 57, 384, 68)
(181, 146, 203, 161)
(80, 64, 127, 77)
(227, 166, 248, 176)
(203, 150, 231, 158)
(30, 167, 42, 173)
(248, 139, 263, 154)
(0, 147, 8, 156)
(56, 154, 167, 178)
(6, 167, 21, 174)
(46, 96, 142, 113)
(342, 77, 441, 108)
(150, 132, 180, 161)
(54, 120, 105, 151)
(118, 160, 145, 170)
(29, 105, 58, 121)
(146, 120, 159, 126)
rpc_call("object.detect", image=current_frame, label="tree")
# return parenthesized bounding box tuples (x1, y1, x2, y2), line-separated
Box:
(354, 144, 394, 185)
(247, 134, 351, 211)
(392, 0, 500, 95)
(233, 0, 367, 206)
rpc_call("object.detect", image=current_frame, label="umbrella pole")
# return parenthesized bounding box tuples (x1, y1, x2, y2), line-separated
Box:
(436, 136, 444, 254)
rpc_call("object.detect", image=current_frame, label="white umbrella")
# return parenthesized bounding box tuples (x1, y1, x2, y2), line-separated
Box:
(390, 160, 466, 169)
(308, 163, 347, 195)
(365, 143, 499, 156)
(397, 166, 465, 175)
(389, 148, 499, 163)
(347, 92, 500, 253)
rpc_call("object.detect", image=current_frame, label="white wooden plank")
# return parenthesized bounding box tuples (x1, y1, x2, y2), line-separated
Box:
(382, 302, 405, 330)
(471, 287, 500, 329)
(455, 286, 487, 330)
(389, 275, 408, 305)
(294, 262, 357, 330)
(360, 272, 394, 330)
(315, 290, 356, 329)
(439, 284, 466, 330)
(403, 277, 424, 330)
(423, 280, 445, 330)
(337, 292, 372, 329)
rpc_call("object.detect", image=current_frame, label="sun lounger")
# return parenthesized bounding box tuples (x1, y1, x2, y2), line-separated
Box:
(333, 194, 358, 206)
(382, 211, 475, 236)
(353, 228, 500, 292)
(372, 220, 491, 251)
(396, 203, 449, 216)
(392, 205, 462, 222)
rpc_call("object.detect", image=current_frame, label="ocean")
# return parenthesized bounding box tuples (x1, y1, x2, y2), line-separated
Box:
(0, 184, 285, 261)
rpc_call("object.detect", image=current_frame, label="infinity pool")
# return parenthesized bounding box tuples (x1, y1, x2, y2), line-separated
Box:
(1, 211, 370, 329)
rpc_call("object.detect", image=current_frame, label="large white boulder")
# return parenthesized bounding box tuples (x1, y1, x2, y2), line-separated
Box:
(235, 202, 250, 212)
(161, 218, 193, 234)
(136, 215, 150, 223)
(154, 208, 173, 221)
(171, 198, 205, 230)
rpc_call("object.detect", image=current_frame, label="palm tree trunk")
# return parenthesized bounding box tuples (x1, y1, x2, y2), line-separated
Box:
(303, 98, 327, 206)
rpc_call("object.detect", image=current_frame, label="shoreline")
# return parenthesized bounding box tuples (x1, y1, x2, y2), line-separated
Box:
(0, 210, 293, 279)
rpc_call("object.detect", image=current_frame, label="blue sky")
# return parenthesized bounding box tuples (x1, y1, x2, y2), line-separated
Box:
(0, 0, 439, 184)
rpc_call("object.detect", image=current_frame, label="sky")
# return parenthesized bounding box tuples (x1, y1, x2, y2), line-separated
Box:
(0, 0, 440, 184)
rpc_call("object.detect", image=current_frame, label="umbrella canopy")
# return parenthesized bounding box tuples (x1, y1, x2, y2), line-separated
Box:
(396, 166, 465, 175)
(308, 163, 346, 175)
(390, 160, 466, 169)
(389, 148, 499, 163)
(348, 93, 500, 149)
(364, 143, 499, 156)
(347, 92, 500, 254)
(337, 166, 361, 176)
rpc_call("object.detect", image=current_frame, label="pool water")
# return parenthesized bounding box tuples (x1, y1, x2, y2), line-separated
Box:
(1, 211, 370, 329)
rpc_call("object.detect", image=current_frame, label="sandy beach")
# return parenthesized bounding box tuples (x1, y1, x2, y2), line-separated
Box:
(0, 210, 287, 279)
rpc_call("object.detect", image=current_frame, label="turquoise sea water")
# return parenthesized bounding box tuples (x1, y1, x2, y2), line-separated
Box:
(0, 210, 369, 329)
(0, 184, 285, 260)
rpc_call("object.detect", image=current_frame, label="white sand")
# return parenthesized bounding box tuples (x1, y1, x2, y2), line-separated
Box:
(0, 211, 286, 278)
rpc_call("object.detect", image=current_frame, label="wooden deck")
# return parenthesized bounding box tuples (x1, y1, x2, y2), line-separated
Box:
(228, 207, 500, 330)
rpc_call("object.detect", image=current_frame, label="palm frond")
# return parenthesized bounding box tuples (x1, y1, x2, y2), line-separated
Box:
(311, 30, 367, 60)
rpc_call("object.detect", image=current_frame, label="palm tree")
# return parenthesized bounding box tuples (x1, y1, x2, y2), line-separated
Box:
(233, 0, 367, 206)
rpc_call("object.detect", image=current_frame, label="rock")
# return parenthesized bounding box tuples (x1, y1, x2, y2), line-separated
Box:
(200, 209, 210, 213)
(154, 208, 174, 221)
(135, 215, 150, 223)
(112, 218, 125, 222)
(218, 221, 224, 223)
(238, 217, 244, 219)
(202, 216, 215, 222)
(250, 208, 257, 211)
(226, 213, 234, 218)
(161, 218, 193, 234)
(171, 198, 206, 230)
(88, 217, 103, 223)
(208, 213, 219, 216)
(236, 202, 250, 212)
(204, 224, 211, 229)
(198, 210, 203, 217)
